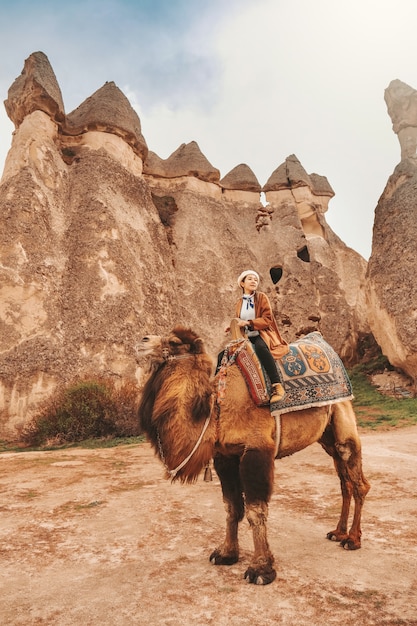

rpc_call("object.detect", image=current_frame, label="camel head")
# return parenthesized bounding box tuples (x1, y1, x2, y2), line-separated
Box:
(136, 326, 207, 365)
(137, 326, 215, 483)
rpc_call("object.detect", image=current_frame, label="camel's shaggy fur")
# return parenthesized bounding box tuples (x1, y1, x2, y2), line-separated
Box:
(137, 325, 370, 585)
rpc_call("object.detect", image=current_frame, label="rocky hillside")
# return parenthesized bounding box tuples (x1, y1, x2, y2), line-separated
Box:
(0, 52, 371, 438)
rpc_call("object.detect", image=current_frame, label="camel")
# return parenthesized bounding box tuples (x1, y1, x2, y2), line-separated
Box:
(137, 321, 370, 585)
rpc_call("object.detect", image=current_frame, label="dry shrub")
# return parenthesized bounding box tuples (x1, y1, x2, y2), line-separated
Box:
(22, 378, 141, 447)
(109, 379, 142, 436)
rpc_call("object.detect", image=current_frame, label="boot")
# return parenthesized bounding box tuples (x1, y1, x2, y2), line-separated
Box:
(270, 382, 285, 403)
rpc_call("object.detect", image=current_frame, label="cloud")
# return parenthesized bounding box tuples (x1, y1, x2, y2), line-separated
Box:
(1, 0, 417, 259)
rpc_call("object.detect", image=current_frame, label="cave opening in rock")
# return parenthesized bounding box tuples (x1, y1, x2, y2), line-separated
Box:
(297, 245, 310, 262)
(270, 266, 283, 284)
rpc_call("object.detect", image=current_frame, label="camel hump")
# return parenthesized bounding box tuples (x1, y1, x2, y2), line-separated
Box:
(230, 318, 245, 340)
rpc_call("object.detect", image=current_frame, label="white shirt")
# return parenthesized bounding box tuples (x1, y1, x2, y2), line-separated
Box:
(239, 294, 259, 336)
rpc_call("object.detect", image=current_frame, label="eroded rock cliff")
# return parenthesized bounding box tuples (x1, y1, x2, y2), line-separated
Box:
(0, 51, 370, 437)
(366, 79, 417, 380)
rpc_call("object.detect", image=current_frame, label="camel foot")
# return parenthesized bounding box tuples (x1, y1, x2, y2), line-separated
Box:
(244, 563, 276, 586)
(326, 529, 348, 542)
(209, 548, 239, 566)
(326, 531, 361, 550)
(340, 537, 361, 550)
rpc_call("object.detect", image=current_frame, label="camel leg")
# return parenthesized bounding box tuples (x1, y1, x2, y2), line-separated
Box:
(210, 454, 244, 566)
(320, 415, 370, 550)
(240, 447, 276, 585)
(326, 449, 370, 549)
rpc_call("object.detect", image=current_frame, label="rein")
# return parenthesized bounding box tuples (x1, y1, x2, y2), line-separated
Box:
(157, 414, 211, 479)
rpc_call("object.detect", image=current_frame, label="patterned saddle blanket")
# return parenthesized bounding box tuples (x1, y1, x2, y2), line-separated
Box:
(271, 332, 353, 414)
(219, 332, 353, 414)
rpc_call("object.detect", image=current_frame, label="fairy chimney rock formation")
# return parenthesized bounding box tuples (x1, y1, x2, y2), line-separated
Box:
(64, 81, 148, 161)
(0, 51, 371, 438)
(4, 51, 65, 127)
(263, 154, 311, 191)
(144, 141, 219, 181)
(219, 163, 261, 204)
(0, 53, 175, 437)
(220, 164, 261, 191)
(384, 79, 417, 160)
(366, 78, 417, 380)
(263, 155, 335, 237)
(143, 141, 222, 198)
(366, 96, 417, 379)
(254, 155, 368, 366)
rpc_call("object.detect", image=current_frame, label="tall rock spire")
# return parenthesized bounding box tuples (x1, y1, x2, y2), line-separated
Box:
(4, 51, 65, 127)
(384, 79, 417, 160)
(366, 78, 417, 380)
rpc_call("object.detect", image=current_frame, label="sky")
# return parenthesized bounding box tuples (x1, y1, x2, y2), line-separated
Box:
(0, 0, 415, 260)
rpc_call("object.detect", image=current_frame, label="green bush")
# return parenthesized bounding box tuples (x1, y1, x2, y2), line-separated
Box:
(22, 378, 141, 447)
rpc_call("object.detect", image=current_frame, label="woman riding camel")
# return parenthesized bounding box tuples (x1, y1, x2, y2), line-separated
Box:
(227, 269, 288, 404)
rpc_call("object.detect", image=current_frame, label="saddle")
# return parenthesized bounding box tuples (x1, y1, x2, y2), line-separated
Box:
(219, 321, 354, 413)
(218, 320, 270, 406)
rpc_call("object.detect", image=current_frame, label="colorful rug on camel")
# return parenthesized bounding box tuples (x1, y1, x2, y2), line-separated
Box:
(217, 338, 270, 406)
(270, 332, 353, 415)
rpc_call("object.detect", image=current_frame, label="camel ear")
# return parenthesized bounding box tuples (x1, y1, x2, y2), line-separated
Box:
(193, 337, 205, 354)
(168, 336, 182, 345)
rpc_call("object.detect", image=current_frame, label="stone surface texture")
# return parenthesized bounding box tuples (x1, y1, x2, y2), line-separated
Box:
(366, 159, 417, 379)
(385, 79, 417, 160)
(0, 52, 371, 438)
(64, 81, 148, 161)
(365, 78, 417, 380)
(144, 141, 220, 182)
(4, 51, 65, 127)
(219, 163, 261, 192)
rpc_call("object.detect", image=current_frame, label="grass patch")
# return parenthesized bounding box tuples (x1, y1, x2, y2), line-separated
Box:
(349, 364, 417, 430)
(76, 435, 146, 449)
(0, 435, 146, 454)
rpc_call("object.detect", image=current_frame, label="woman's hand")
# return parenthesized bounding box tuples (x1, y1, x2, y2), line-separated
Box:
(225, 319, 249, 333)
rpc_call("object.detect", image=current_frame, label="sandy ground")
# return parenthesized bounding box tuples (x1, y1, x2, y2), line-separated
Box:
(1, 426, 417, 626)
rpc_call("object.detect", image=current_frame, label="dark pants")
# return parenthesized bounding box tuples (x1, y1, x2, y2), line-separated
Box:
(216, 335, 280, 384)
(248, 335, 280, 384)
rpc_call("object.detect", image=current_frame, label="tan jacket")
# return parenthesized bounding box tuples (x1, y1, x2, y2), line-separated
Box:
(234, 291, 289, 359)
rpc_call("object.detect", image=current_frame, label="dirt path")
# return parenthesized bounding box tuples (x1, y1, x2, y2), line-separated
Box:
(1, 426, 417, 625)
